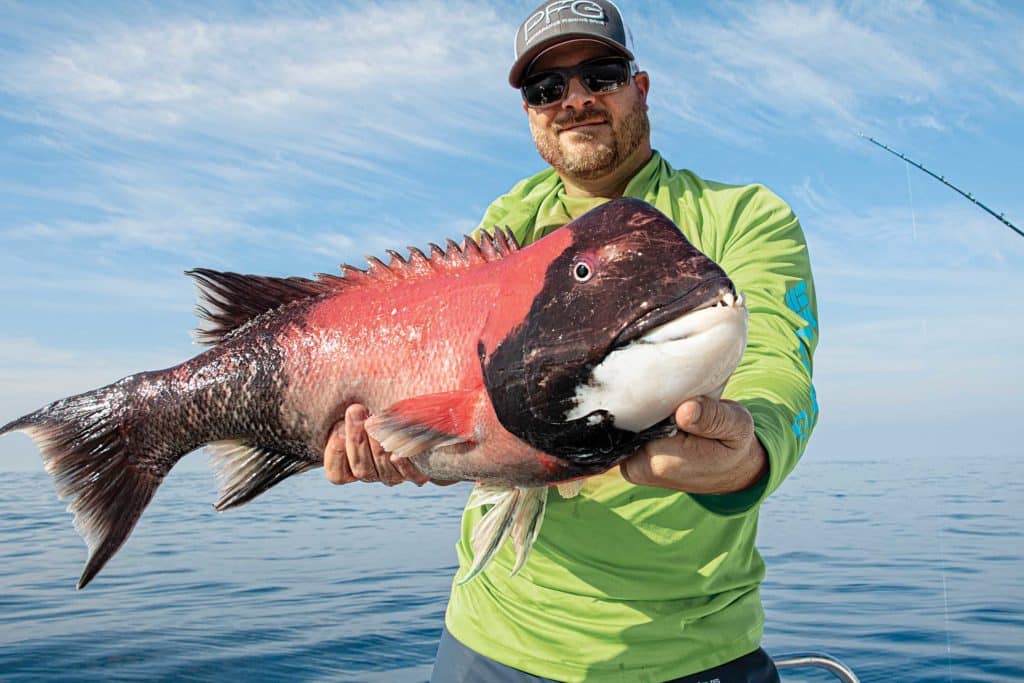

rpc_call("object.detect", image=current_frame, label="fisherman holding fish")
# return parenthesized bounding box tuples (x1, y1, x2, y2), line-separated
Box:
(0, 0, 816, 680)
(325, 2, 819, 682)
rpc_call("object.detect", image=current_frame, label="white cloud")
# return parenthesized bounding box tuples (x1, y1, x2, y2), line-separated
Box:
(637, 0, 1024, 144)
(0, 3, 516, 149)
(790, 173, 1024, 272)
(0, 1, 524, 259)
(814, 305, 1024, 430)
(6, 0, 1017, 260)
(0, 248, 193, 313)
(784, 169, 1024, 427)
(901, 114, 948, 133)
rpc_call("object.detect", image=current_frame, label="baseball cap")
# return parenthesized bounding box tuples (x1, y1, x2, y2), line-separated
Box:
(509, 0, 634, 88)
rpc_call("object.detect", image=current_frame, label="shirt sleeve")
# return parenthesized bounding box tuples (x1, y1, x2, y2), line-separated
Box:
(689, 184, 820, 516)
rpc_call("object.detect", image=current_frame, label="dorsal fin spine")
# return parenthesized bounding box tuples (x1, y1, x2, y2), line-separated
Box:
(405, 247, 433, 276)
(445, 238, 461, 254)
(479, 233, 499, 261)
(494, 228, 514, 254)
(365, 256, 395, 280)
(463, 237, 485, 265)
(340, 264, 367, 282)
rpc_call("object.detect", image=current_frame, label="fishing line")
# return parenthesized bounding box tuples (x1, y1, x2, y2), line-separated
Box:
(858, 133, 1024, 240)
(905, 162, 918, 242)
(873, 130, 959, 679)
(884, 134, 956, 680)
(937, 508, 954, 682)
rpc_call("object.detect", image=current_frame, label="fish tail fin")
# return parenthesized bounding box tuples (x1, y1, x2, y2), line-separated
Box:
(1, 382, 172, 589)
(457, 485, 549, 585)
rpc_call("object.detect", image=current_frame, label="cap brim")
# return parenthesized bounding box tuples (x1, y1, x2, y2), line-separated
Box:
(509, 36, 634, 88)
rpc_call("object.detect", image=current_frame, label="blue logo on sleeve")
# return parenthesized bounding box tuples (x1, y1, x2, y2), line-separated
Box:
(785, 281, 819, 441)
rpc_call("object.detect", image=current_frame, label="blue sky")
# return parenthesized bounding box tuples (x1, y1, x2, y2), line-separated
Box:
(1, 0, 1022, 471)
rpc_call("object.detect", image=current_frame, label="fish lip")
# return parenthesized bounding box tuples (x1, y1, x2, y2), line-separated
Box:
(610, 277, 737, 350)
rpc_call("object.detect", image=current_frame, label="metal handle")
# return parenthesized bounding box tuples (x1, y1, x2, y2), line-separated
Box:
(773, 651, 860, 682)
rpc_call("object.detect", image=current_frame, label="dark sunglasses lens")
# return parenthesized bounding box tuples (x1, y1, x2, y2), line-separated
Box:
(523, 73, 566, 107)
(581, 60, 629, 93)
(521, 59, 629, 106)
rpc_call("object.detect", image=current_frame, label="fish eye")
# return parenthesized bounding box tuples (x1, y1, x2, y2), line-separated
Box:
(571, 259, 594, 282)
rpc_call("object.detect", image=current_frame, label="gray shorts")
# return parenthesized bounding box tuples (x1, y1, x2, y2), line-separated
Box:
(430, 627, 780, 683)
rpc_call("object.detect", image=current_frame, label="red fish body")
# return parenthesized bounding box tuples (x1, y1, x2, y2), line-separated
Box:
(1, 198, 748, 588)
(275, 225, 574, 486)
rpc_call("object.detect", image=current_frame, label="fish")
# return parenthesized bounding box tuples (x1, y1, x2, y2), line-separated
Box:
(0, 198, 748, 589)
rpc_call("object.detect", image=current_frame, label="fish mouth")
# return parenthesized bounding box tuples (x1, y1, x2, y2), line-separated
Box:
(611, 277, 741, 350)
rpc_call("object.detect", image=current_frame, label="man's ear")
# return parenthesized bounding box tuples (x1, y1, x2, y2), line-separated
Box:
(634, 71, 650, 106)
(522, 100, 529, 114)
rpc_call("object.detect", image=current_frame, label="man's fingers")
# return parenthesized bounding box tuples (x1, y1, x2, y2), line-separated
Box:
(324, 419, 356, 484)
(675, 396, 753, 446)
(619, 457, 648, 486)
(331, 403, 448, 487)
(620, 452, 672, 489)
(390, 454, 430, 486)
(369, 436, 405, 486)
(345, 404, 380, 482)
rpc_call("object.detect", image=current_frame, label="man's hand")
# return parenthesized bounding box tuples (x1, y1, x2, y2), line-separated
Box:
(324, 404, 431, 486)
(620, 396, 768, 494)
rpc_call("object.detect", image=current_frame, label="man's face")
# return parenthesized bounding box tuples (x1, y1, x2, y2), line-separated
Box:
(522, 42, 650, 182)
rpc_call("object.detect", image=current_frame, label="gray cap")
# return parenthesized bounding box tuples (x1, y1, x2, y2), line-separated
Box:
(509, 0, 634, 88)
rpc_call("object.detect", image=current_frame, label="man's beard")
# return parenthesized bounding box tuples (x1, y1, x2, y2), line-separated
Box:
(529, 95, 650, 181)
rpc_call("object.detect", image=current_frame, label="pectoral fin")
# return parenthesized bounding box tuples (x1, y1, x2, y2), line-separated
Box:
(364, 389, 481, 460)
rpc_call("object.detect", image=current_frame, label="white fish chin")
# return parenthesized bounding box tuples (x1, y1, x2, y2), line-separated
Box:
(565, 294, 748, 432)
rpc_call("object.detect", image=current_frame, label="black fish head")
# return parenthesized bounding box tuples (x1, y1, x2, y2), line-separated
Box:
(483, 198, 748, 470)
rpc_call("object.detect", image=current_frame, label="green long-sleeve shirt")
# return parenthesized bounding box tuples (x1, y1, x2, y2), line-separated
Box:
(445, 152, 819, 682)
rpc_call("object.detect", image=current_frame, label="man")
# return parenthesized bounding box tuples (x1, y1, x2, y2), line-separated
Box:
(325, 2, 819, 681)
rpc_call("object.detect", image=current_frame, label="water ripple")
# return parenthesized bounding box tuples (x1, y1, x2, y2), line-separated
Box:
(1, 452, 1021, 682)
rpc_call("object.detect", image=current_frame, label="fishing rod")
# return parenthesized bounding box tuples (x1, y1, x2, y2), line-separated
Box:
(858, 133, 1024, 240)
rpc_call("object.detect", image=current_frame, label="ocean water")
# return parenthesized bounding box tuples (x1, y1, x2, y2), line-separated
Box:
(0, 446, 1021, 682)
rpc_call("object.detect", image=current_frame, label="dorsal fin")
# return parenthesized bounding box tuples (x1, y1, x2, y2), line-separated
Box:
(189, 227, 519, 346)
(188, 269, 347, 345)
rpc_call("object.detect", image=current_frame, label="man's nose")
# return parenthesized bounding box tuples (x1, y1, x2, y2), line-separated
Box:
(561, 75, 595, 110)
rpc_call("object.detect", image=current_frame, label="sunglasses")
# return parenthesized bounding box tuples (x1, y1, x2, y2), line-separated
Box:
(521, 57, 632, 108)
